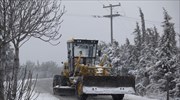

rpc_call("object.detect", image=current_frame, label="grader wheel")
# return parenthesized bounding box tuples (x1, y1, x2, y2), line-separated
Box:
(76, 82, 88, 100)
(112, 94, 124, 100)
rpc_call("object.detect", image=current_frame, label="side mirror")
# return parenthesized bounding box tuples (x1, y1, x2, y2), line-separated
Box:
(98, 50, 102, 57)
(68, 50, 71, 58)
(79, 51, 82, 55)
(68, 50, 71, 55)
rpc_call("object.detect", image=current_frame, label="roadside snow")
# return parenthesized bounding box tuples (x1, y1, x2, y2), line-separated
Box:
(34, 78, 159, 100)
(35, 93, 158, 100)
(124, 94, 158, 100)
(36, 93, 59, 100)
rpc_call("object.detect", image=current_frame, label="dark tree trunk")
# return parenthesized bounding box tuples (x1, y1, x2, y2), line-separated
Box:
(166, 77, 170, 100)
(12, 46, 20, 99)
(0, 44, 6, 100)
(0, 68, 4, 100)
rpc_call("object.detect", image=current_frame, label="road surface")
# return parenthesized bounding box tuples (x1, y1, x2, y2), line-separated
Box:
(35, 78, 158, 100)
(35, 78, 113, 100)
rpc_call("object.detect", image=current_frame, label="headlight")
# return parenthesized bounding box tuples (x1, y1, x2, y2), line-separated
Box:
(96, 68, 103, 74)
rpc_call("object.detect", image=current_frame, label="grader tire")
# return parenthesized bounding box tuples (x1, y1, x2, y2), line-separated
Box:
(53, 75, 61, 95)
(53, 75, 69, 96)
(76, 81, 88, 100)
(112, 94, 124, 100)
(77, 94, 88, 100)
(53, 75, 61, 87)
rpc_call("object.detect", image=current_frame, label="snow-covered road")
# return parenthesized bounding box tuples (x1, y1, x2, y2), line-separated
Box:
(34, 78, 158, 100)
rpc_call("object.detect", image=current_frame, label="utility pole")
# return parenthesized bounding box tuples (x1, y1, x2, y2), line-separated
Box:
(178, 33, 180, 48)
(103, 3, 121, 44)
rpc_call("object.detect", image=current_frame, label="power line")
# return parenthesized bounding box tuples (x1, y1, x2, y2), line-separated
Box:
(119, 16, 162, 25)
(65, 13, 162, 25)
(65, 13, 103, 18)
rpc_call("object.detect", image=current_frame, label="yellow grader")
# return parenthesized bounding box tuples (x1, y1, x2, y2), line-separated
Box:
(53, 39, 135, 100)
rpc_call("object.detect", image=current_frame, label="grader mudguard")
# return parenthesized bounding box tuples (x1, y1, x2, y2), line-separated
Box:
(82, 76, 135, 95)
(53, 75, 75, 95)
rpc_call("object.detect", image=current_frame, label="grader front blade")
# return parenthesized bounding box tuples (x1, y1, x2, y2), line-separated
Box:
(82, 76, 135, 95)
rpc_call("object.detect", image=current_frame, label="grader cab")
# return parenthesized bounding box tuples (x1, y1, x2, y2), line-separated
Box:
(53, 39, 135, 100)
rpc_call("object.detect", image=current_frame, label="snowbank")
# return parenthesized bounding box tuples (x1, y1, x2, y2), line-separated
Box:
(35, 93, 59, 100)
(124, 94, 158, 100)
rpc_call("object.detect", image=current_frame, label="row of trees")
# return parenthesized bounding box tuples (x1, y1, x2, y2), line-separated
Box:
(99, 8, 180, 98)
(0, 0, 65, 100)
(21, 61, 62, 79)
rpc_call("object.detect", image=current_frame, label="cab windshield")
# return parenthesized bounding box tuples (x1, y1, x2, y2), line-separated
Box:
(74, 43, 96, 58)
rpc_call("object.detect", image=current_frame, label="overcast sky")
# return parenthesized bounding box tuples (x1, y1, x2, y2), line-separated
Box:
(19, 0, 180, 65)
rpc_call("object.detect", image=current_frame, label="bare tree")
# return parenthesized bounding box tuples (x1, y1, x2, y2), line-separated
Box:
(0, 0, 65, 99)
(0, 0, 23, 99)
(11, 0, 65, 99)
(5, 67, 39, 100)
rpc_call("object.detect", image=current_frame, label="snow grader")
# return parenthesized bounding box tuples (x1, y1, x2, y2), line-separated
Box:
(53, 39, 135, 100)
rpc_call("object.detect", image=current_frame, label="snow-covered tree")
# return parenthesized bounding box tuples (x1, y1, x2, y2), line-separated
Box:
(133, 22, 142, 62)
(139, 8, 146, 44)
(117, 39, 134, 75)
(98, 8, 179, 99)
(153, 26, 160, 48)
(1, 0, 65, 99)
(99, 39, 136, 76)
(5, 0, 65, 99)
(146, 8, 178, 97)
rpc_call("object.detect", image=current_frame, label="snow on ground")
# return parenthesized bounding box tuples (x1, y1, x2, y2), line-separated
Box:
(36, 93, 59, 100)
(35, 93, 158, 100)
(124, 94, 158, 100)
(34, 78, 160, 100)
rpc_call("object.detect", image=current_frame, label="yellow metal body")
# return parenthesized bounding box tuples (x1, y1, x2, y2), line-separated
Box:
(62, 54, 111, 80)
(54, 39, 135, 99)
(60, 39, 113, 97)
(62, 62, 69, 78)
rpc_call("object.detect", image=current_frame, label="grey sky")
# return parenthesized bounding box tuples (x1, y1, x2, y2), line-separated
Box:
(19, 0, 180, 65)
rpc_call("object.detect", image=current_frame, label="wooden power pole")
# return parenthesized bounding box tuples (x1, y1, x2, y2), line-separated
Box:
(103, 3, 121, 44)
(178, 33, 180, 48)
